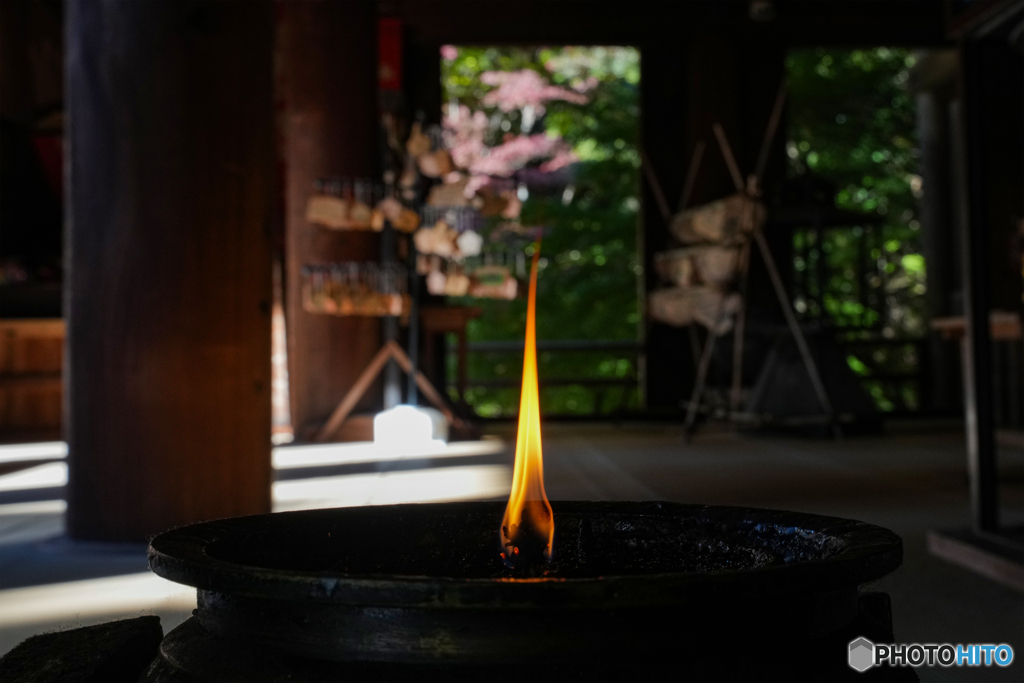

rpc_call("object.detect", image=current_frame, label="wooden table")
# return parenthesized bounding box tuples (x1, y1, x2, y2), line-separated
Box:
(931, 311, 1022, 341)
(0, 319, 65, 437)
(419, 306, 481, 404)
(932, 311, 1022, 433)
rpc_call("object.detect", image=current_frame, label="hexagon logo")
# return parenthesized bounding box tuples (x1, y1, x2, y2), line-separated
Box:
(848, 637, 875, 672)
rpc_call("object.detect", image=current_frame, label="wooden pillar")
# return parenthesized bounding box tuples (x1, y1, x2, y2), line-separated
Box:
(276, 0, 382, 438)
(65, 0, 274, 541)
(640, 41, 692, 412)
(917, 84, 958, 413)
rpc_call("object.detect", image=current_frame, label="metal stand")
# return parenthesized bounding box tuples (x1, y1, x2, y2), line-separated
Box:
(645, 80, 839, 440)
(680, 224, 835, 439)
(313, 340, 466, 443)
(406, 236, 421, 405)
(380, 220, 402, 409)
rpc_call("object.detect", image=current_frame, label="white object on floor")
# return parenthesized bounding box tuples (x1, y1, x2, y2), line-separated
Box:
(373, 405, 448, 454)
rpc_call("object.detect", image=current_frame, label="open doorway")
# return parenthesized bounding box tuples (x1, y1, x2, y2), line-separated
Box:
(433, 46, 642, 418)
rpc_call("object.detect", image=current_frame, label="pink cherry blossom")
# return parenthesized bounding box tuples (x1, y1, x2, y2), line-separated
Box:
(463, 174, 492, 197)
(442, 104, 489, 170)
(468, 134, 573, 177)
(441, 70, 582, 188)
(479, 69, 588, 113)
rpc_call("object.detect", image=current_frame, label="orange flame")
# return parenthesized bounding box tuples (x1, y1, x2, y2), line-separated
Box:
(500, 245, 553, 568)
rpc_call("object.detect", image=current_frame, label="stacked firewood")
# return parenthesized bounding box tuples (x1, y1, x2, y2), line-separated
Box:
(649, 193, 764, 333)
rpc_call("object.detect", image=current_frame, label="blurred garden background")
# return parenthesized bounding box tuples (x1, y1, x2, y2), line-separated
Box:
(440, 45, 925, 418)
(441, 45, 644, 417)
(786, 48, 925, 413)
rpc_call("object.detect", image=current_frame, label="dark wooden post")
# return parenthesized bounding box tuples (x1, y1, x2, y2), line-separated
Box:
(276, 0, 382, 438)
(65, 0, 275, 541)
(953, 43, 997, 533)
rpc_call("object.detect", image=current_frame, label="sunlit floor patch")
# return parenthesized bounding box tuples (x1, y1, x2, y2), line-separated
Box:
(0, 501, 65, 516)
(0, 572, 195, 657)
(271, 439, 512, 511)
(0, 439, 513, 656)
(0, 463, 67, 492)
(0, 442, 67, 465)
(273, 464, 512, 512)
(0, 439, 511, 504)
(272, 438, 506, 469)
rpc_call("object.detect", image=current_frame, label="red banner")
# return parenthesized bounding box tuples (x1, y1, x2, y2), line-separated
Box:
(378, 17, 402, 92)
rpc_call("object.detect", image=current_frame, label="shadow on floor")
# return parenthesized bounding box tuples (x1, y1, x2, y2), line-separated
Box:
(0, 536, 149, 590)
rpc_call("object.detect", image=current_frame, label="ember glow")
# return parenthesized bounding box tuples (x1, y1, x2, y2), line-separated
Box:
(500, 245, 554, 568)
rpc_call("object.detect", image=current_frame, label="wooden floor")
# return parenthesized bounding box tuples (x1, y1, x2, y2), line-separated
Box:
(1, 422, 1022, 681)
(536, 421, 1024, 683)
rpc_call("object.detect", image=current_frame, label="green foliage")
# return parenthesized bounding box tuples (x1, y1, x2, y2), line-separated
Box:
(787, 48, 926, 412)
(442, 47, 642, 417)
(787, 48, 925, 339)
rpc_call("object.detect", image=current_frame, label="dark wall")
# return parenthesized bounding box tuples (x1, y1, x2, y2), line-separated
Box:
(394, 1, 948, 47)
(0, 0, 62, 123)
(0, 0, 64, 317)
(966, 38, 1024, 312)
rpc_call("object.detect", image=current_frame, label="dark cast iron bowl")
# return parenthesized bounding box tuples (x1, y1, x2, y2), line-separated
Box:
(147, 500, 902, 676)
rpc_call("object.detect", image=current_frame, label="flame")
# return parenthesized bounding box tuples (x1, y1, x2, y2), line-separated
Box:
(500, 245, 553, 568)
